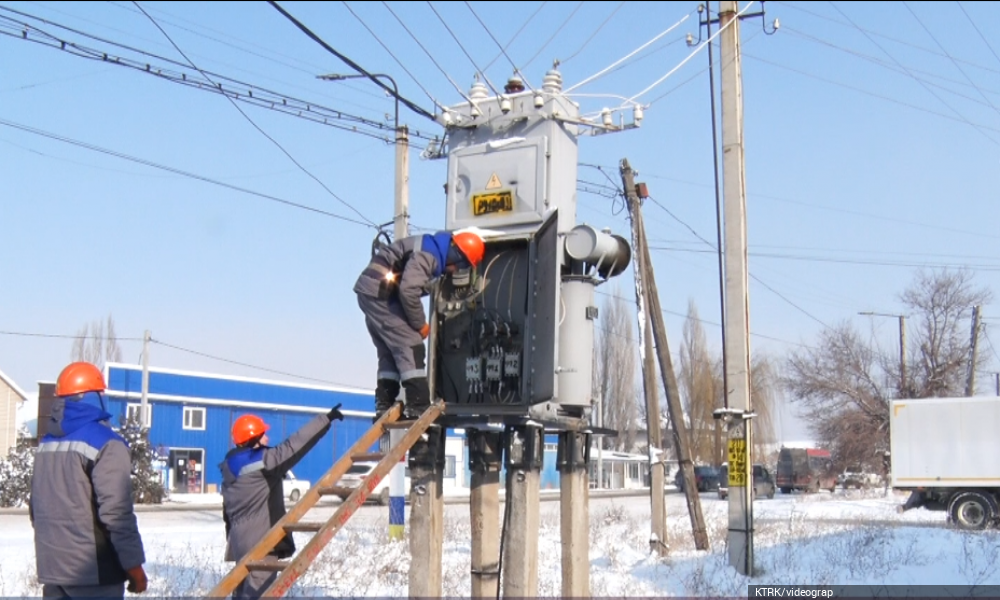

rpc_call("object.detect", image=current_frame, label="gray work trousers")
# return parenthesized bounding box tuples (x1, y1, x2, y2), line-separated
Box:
(233, 569, 277, 600)
(357, 293, 426, 383)
(42, 582, 125, 598)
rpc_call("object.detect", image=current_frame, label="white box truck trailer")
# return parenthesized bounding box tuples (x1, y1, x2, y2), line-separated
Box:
(891, 396, 1000, 530)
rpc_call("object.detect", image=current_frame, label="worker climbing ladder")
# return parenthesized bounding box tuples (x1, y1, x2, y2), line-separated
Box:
(207, 401, 446, 599)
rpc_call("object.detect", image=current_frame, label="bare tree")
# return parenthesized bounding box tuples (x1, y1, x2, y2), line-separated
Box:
(784, 268, 991, 469)
(748, 354, 778, 463)
(593, 287, 639, 452)
(902, 269, 992, 398)
(680, 300, 779, 466)
(680, 300, 721, 465)
(71, 314, 122, 371)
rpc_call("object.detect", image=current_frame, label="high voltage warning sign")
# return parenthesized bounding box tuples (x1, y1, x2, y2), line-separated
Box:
(728, 439, 747, 487)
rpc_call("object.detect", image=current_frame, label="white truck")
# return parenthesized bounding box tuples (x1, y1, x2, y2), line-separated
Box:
(891, 396, 1000, 530)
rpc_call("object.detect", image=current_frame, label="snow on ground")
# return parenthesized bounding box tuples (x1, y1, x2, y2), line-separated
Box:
(2, 488, 999, 597)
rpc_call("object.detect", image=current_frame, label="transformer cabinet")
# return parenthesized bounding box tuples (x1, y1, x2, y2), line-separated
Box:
(429, 72, 631, 428)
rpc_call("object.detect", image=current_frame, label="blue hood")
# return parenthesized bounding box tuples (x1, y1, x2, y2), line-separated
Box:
(45, 392, 114, 438)
(420, 232, 452, 278)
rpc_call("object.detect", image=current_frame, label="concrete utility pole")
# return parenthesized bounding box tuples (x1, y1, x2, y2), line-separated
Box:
(620, 161, 667, 556)
(719, 0, 755, 575)
(140, 329, 150, 426)
(319, 71, 412, 543)
(966, 305, 981, 396)
(467, 430, 501, 598)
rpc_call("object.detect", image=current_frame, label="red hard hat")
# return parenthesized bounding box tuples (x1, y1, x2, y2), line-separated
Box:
(452, 232, 485, 267)
(232, 414, 269, 445)
(56, 362, 106, 397)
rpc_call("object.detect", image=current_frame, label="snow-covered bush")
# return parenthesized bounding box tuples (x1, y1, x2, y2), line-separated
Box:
(0, 438, 36, 508)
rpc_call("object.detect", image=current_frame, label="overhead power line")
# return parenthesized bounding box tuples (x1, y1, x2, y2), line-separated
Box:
(519, 1, 585, 73)
(0, 117, 376, 228)
(481, 1, 549, 73)
(956, 2, 1000, 70)
(463, 0, 536, 91)
(827, 1, 998, 145)
(150, 338, 361, 387)
(339, 1, 444, 109)
(132, 1, 377, 227)
(265, 0, 438, 121)
(901, 1, 1000, 120)
(558, 0, 627, 65)
(0, 9, 437, 145)
(427, 1, 506, 97)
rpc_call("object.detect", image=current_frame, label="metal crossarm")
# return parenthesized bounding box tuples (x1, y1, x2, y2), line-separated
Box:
(207, 401, 446, 598)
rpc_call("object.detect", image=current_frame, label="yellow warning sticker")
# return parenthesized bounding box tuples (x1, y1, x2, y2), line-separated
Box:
(485, 173, 502, 190)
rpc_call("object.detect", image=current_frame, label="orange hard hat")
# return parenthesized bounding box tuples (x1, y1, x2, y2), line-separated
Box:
(56, 361, 106, 397)
(232, 414, 269, 446)
(452, 231, 485, 267)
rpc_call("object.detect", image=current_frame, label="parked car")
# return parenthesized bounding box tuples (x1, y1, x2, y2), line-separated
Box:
(282, 470, 310, 503)
(336, 461, 401, 506)
(718, 463, 776, 500)
(674, 465, 721, 493)
(838, 466, 882, 489)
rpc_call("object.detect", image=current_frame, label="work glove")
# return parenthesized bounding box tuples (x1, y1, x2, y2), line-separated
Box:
(327, 403, 345, 421)
(419, 323, 430, 339)
(126, 565, 148, 594)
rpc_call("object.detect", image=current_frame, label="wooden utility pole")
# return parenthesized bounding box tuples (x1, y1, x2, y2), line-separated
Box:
(719, 0, 755, 575)
(966, 305, 981, 396)
(621, 158, 709, 551)
(621, 160, 667, 555)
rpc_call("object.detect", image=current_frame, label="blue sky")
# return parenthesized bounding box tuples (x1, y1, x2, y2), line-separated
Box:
(2, 1, 999, 441)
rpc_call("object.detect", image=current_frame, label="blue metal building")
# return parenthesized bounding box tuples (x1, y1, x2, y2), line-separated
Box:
(103, 362, 378, 494)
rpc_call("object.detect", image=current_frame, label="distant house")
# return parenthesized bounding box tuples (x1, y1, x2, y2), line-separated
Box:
(0, 367, 29, 457)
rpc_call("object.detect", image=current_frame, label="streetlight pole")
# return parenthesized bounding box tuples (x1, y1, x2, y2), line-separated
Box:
(318, 72, 409, 543)
(859, 311, 907, 398)
(317, 72, 408, 239)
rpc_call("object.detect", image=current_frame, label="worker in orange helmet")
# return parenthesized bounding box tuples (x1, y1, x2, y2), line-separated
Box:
(31, 361, 148, 598)
(354, 230, 485, 420)
(219, 405, 344, 600)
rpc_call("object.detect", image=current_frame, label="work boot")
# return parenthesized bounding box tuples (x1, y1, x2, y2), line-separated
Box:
(374, 379, 400, 422)
(402, 377, 431, 420)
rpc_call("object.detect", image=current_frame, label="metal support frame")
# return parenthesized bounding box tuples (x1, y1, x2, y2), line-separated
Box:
(556, 431, 591, 472)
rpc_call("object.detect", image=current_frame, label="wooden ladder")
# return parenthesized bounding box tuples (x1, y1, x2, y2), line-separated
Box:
(207, 401, 446, 598)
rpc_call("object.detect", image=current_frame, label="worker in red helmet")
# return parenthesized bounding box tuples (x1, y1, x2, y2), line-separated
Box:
(354, 230, 485, 420)
(30, 361, 148, 598)
(219, 404, 344, 600)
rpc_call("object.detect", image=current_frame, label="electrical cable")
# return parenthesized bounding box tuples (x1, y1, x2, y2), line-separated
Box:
(481, 1, 548, 73)
(624, 1, 756, 106)
(518, 1, 585, 72)
(827, 1, 999, 146)
(565, 11, 692, 94)
(266, 0, 438, 122)
(901, 1, 1000, 119)
(0, 12, 433, 145)
(427, 1, 506, 99)
(463, 0, 536, 92)
(379, 0, 478, 106)
(150, 339, 361, 386)
(0, 117, 376, 228)
(956, 2, 1000, 70)
(133, 1, 378, 227)
(558, 0, 627, 65)
(340, 1, 445, 110)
